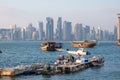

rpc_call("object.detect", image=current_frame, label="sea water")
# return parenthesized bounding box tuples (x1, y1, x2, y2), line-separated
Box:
(0, 41, 120, 80)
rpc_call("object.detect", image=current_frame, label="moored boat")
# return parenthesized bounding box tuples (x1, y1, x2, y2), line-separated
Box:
(117, 42, 120, 46)
(67, 48, 91, 56)
(71, 40, 96, 48)
(90, 56, 104, 66)
(40, 42, 62, 51)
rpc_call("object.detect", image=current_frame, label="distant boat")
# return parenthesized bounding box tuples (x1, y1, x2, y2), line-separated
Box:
(67, 48, 91, 56)
(90, 56, 104, 66)
(71, 40, 97, 48)
(117, 40, 120, 46)
(40, 42, 62, 51)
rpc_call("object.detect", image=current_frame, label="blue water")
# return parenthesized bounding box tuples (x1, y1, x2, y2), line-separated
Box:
(0, 41, 120, 80)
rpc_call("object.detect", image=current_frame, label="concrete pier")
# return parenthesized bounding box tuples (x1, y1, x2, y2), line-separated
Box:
(56, 63, 91, 73)
(0, 62, 92, 77)
(40, 61, 93, 75)
(0, 56, 104, 77)
(0, 63, 45, 77)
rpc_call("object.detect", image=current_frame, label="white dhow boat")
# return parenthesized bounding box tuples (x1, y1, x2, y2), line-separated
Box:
(67, 48, 90, 56)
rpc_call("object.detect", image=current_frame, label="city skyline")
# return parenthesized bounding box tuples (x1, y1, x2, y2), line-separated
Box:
(0, 17, 117, 41)
(0, 0, 120, 31)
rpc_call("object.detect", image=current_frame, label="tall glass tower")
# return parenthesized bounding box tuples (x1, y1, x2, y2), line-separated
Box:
(46, 17, 54, 41)
(56, 17, 62, 41)
(74, 23, 83, 41)
(38, 21, 44, 40)
(63, 21, 72, 41)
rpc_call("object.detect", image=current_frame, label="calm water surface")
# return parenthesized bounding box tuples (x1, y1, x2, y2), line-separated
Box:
(0, 41, 120, 80)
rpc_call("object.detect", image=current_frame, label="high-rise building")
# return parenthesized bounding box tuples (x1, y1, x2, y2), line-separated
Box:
(103, 30, 109, 41)
(74, 23, 83, 41)
(83, 25, 90, 40)
(97, 27, 101, 40)
(109, 32, 114, 41)
(26, 23, 36, 40)
(0, 29, 11, 40)
(90, 27, 96, 40)
(56, 17, 62, 41)
(101, 30, 104, 40)
(46, 17, 54, 41)
(32, 31, 38, 40)
(10, 24, 21, 40)
(6, 30, 11, 40)
(114, 26, 117, 41)
(38, 21, 44, 40)
(63, 21, 72, 41)
(13, 27, 21, 40)
(21, 28, 25, 40)
(10, 24, 16, 40)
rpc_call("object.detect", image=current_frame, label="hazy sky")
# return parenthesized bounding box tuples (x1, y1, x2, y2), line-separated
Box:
(0, 0, 120, 31)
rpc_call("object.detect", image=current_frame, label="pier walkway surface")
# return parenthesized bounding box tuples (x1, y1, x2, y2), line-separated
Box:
(0, 61, 93, 77)
(0, 54, 104, 77)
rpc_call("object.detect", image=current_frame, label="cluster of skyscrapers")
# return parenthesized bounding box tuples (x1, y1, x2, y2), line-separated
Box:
(0, 17, 117, 41)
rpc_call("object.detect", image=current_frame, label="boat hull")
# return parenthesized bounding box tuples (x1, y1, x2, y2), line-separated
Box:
(90, 56, 104, 66)
(117, 39, 120, 46)
(90, 61, 104, 66)
(41, 42, 62, 51)
(41, 46, 56, 51)
(67, 48, 90, 56)
(118, 43, 120, 46)
(67, 51, 87, 56)
(71, 41, 96, 48)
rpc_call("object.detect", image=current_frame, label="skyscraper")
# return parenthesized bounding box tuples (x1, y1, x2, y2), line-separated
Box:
(21, 28, 25, 40)
(0, 29, 11, 40)
(46, 17, 54, 41)
(103, 30, 109, 41)
(114, 26, 117, 41)
(84, 25, 90, 40)
(11, 24, 21, 40)
(26, 23, 36, 40)
(13, 27, 21, 40)
(90, 27, 96, 40)
(74, 23, 83, 41)
(97, 27, 100, 40)
(10, 24, 16, 40)
(56, 17, 62, 41)
(63, 21, 72, 41)
(32, 31, 38, 40)
(97, 27, 103, 40)
(38, 21, 44, 40)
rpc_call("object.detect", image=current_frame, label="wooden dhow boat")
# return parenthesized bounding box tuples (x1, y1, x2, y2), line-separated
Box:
(41, 42, 62, 51)
(71, 40, 97, 48)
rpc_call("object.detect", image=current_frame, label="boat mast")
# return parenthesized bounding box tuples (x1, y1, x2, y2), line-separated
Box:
(117, 13, 120, 46)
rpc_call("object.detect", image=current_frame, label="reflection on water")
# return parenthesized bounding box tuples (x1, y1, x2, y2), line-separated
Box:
(0, 76, 15, 80)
